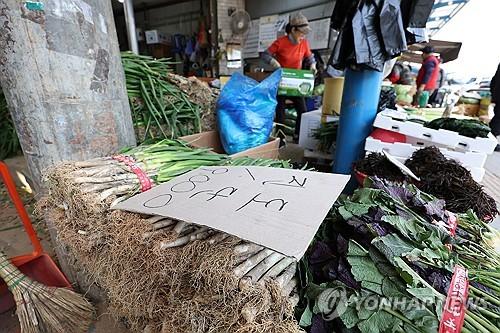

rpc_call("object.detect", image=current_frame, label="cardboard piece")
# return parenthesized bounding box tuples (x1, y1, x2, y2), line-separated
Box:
(114, 167, 350, 259)
(180, 131, 280, 159)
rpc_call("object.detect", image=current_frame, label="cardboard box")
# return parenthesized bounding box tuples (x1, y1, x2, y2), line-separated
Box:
(322, 77, 344, 115)
(298, 110, 339, 152)
(145, 30, 169, 44)
(180, 131, 280, 159)
(278, 69, 315, 97)
(458, 104, 480, 117)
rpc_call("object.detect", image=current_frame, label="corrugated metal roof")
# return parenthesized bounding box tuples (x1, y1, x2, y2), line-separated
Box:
(427, 0, 470, 36)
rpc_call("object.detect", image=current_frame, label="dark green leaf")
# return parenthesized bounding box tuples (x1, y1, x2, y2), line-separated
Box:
(415, 315, 439, 333)
(361, 281, 383, 295)
(381, 215, 421, 240)
(373, 234, 415, 262)
(381, 277, 407, 298)
(357, 309, 396, 333)
(299, 304, 313, 327)
(340, 305, 360, 329)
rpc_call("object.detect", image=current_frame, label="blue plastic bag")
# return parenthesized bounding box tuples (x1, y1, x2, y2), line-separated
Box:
(217, 70, 282, 154)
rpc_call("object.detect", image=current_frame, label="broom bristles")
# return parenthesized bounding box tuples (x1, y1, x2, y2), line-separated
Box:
(0, 252, 94, 333)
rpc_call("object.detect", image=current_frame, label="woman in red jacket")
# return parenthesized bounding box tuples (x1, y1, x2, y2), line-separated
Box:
(262, 13, 317, 143)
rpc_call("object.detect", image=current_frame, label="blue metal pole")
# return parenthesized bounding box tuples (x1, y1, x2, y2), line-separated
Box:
(333, 68, 383, 174)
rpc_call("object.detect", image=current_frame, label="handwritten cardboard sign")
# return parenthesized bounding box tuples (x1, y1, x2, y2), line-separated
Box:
(114, 166, 350, 259)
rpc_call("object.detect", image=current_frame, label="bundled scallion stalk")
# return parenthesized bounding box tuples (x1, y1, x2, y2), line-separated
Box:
(455, 211, 500, 271)
(121, 52, 202, 142)
(142, 215, 299, 296)
(143, 155, 299, 293)
(43, 150, 302, 332)
(48, 139, 227, 205)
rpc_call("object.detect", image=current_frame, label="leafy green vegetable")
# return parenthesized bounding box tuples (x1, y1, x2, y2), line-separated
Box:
(312, 121, 339, 152)
(301, 180, 500, 333)
(425, 117, 490, 138)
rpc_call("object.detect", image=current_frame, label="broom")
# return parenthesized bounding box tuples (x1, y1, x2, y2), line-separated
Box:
(0, 251, 94, 333)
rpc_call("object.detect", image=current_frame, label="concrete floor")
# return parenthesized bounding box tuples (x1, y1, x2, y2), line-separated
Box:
(0, 156, 129, 333)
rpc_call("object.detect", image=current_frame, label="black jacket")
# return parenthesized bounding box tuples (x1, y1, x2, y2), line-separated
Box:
(329, 0, 407, 72)
(491, 63, 500, 103)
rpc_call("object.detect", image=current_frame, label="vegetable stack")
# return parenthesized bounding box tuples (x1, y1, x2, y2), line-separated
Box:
(425, 118, 491, 139)
(299, 179, 500, 333)
(121, 52, 202, 142)
(46, 139, 226, 207)
(313, 121, 339, 153)
(41, 141, 301, 332)
(405, 147, 498, 221)
(355, 147, 498, 221)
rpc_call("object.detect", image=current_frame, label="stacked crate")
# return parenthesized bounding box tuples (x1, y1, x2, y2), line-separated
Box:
(365, 111, 497, 182)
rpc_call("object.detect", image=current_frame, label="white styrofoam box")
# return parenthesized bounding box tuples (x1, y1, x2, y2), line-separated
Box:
(374, 113, 460, 146)
(365, 137, 488, 169)
(298, 110, 339, 151)
(364, 150, 485, 183)
(373, 112, 497, 154)
(455, 132, 498, 154)
(469, 167, 486, 183)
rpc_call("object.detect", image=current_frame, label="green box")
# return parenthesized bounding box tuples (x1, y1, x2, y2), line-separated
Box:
(278, 69, 315, 97)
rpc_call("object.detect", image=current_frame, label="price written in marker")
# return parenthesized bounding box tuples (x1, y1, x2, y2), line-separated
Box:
(114, 166, 349, 259)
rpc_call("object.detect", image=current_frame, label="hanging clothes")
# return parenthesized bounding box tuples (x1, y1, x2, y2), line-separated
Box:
(329, 0, 408, 72)
(407, 0, 434, 28)
(330, 0, 359, 30)
(400, 0, 434, 44)
(380, 0, 407, 58)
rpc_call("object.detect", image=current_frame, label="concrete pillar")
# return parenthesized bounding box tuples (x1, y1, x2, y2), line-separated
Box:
(0, 0, 136, 191)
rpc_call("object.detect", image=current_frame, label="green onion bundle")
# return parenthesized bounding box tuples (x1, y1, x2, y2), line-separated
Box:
(312, 121, 339, 152)
(55, 139, 227, 204)
(121, 52, 202, 142)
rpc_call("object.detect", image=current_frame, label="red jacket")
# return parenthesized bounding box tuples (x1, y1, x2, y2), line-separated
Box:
(417, 55, 440, 91)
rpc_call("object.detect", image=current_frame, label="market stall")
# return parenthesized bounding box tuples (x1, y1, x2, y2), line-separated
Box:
(1, 1, 499, 333)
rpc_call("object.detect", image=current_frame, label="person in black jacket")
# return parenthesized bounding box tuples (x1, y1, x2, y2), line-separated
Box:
(490, 63, 500, 138)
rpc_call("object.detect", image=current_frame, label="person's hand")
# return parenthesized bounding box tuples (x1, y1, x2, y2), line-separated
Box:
(418, 84, 426, 93)
(270, 58, 281, 69)
(310, 63, 318, 75)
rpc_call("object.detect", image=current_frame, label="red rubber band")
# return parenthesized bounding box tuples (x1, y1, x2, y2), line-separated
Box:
(112, 155, 153, 192)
